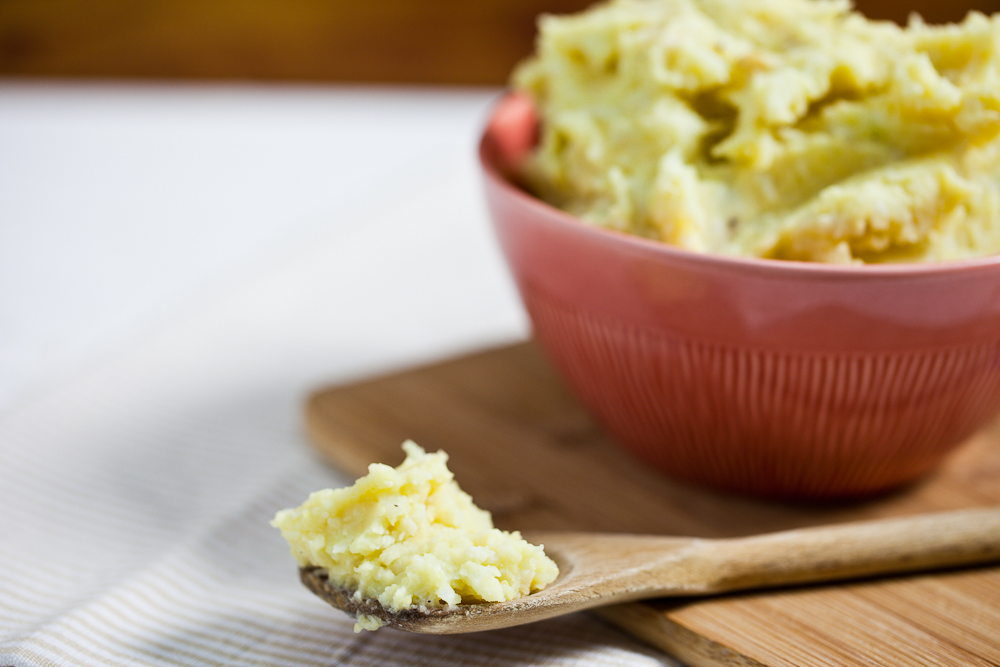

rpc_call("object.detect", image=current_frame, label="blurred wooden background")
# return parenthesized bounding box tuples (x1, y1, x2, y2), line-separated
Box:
(0, 0, 998, 85)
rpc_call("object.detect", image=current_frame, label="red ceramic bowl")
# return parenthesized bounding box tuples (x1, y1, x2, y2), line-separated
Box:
(479, 93, 1000, 499)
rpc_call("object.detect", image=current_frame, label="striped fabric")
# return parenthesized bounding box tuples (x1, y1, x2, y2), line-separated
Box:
(0, 352, 676, 667)
(0, 163, 680, 667)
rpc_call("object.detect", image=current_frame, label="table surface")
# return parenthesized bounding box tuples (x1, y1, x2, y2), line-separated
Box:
(0, 82, 523, 409)
(0, 81, 690, 667)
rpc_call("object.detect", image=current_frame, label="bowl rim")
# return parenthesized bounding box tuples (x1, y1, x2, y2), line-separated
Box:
(478, 92, 1000, 283)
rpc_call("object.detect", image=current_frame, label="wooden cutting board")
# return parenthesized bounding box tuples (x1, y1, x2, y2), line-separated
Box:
(304, 341, 1000, 667)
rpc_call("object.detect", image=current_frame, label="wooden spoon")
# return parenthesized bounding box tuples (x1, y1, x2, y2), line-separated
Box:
(300, 506, 1000, 634)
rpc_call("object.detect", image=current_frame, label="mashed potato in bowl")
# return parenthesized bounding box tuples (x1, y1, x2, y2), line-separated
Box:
(513, 0, 1000, 263)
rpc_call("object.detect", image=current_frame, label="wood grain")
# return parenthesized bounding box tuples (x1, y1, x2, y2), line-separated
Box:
(305, 341, 1000, 667)
(300, 509, 1000, 635)
(1, 0, 997, 85)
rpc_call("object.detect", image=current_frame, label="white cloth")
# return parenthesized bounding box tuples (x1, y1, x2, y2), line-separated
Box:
(0, 82, 680, 667)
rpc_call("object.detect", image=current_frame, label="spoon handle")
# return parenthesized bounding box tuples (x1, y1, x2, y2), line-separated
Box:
(689, 506, 1000, 594)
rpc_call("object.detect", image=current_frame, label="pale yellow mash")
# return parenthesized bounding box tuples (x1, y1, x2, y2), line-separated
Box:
(513, 0, 1000, 263)
(271, 441, 558, 631)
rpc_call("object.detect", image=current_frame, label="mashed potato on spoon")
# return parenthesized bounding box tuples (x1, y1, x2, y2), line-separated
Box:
(514, 0, 1000, 263)
(272, 442, 558, 631)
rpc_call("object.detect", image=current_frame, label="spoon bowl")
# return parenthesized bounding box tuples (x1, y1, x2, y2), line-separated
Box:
(300, 506, 1000, 633)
